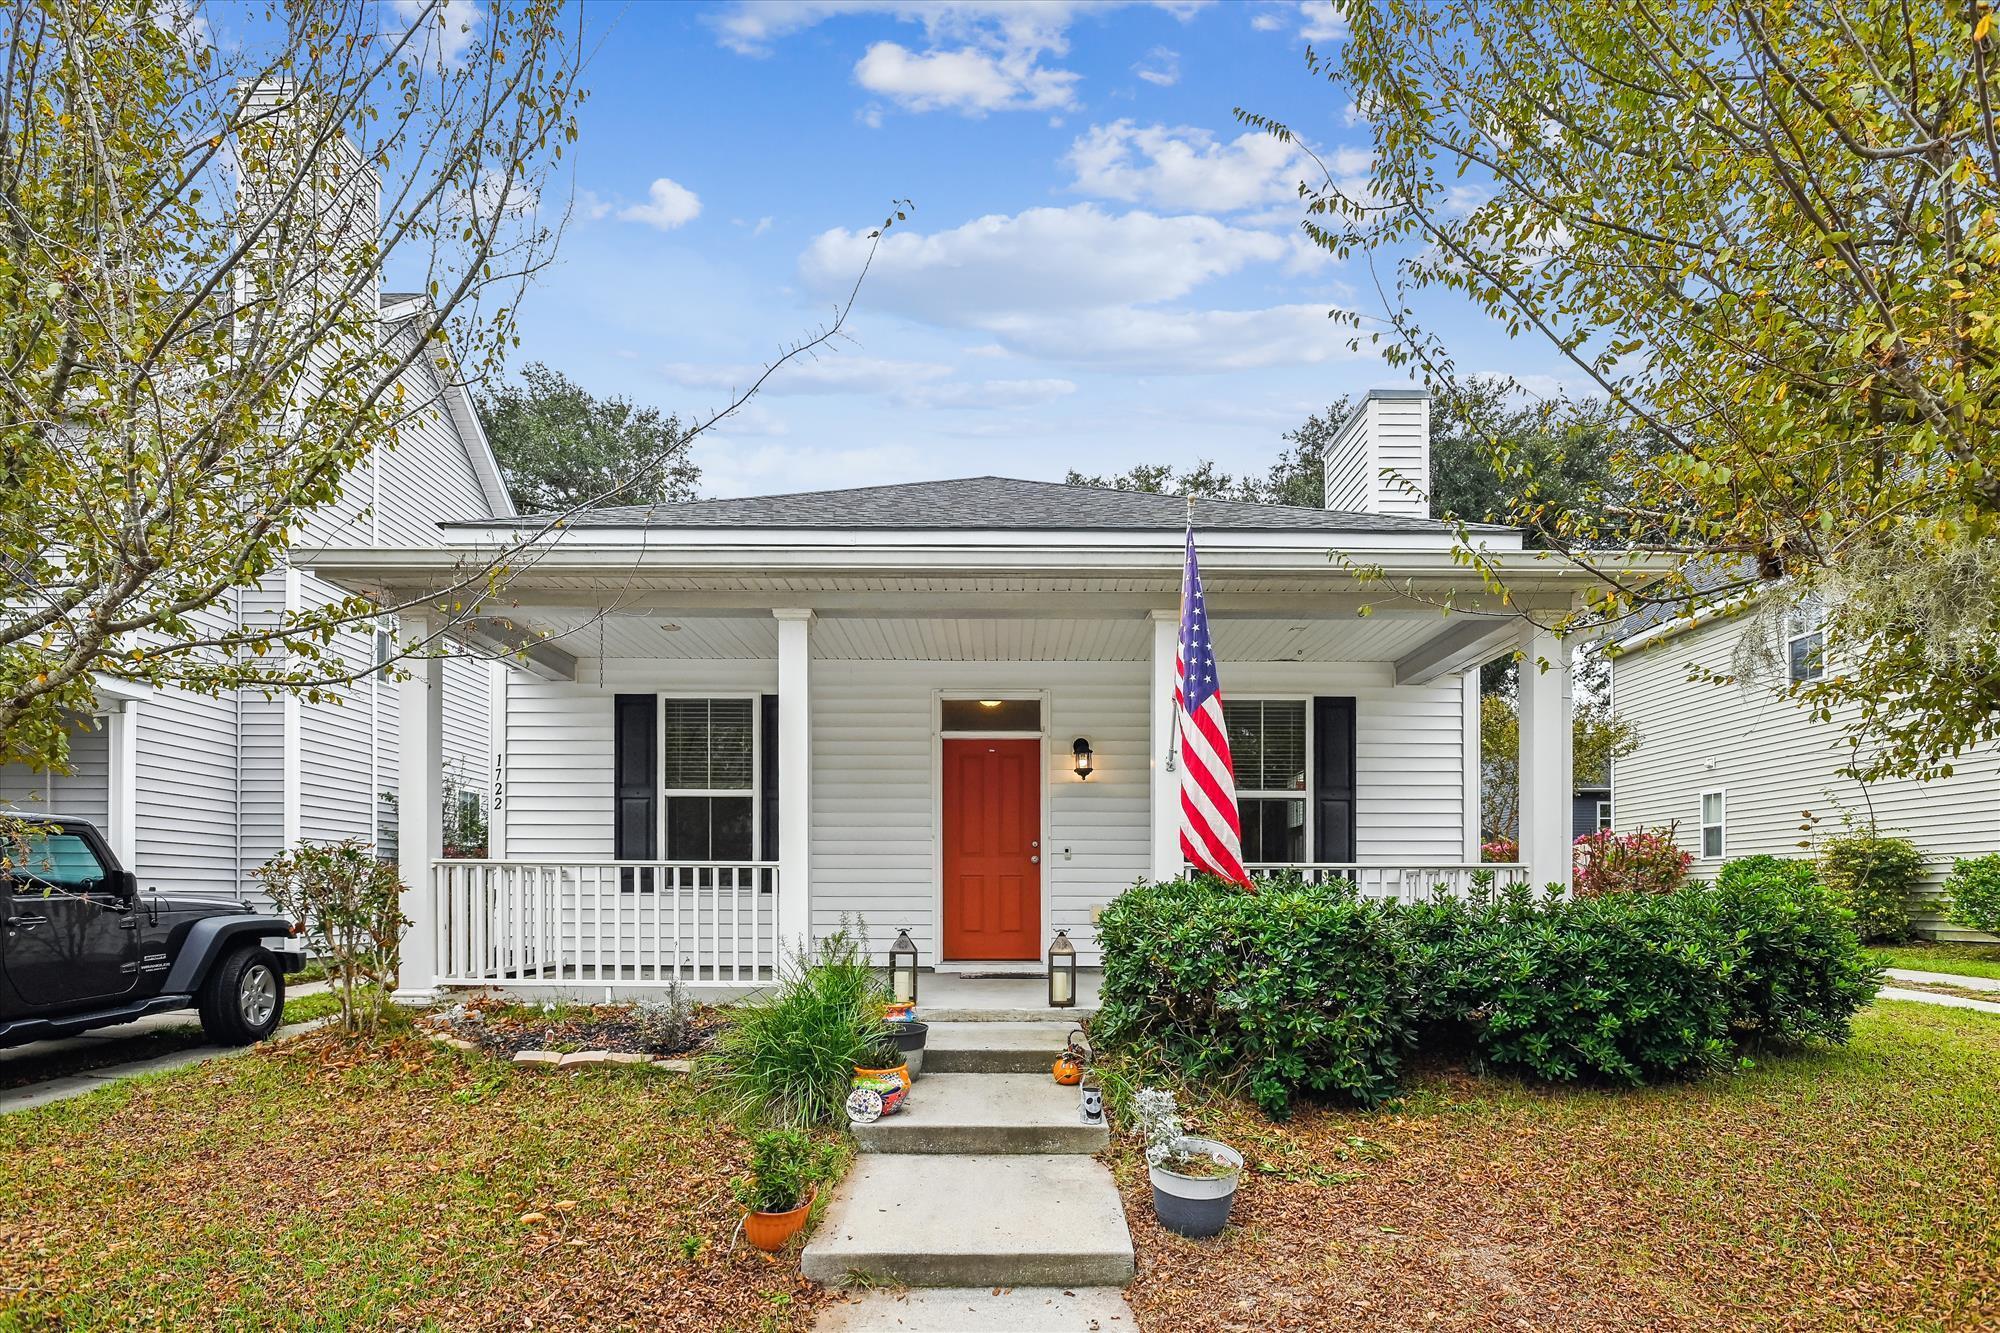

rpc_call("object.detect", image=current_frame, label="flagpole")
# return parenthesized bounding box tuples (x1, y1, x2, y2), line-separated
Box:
(1165, 495, 1194, 774)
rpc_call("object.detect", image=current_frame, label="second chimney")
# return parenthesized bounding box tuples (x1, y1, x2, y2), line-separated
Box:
(1321, 388, 1430, 517)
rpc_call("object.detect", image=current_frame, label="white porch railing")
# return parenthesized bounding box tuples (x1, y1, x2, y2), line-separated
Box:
(1243, 862, 1531, 903)
(430, 860, 779, 989)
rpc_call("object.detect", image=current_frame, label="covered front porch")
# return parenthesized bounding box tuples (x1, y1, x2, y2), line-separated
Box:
(355, 561, 1576, 999)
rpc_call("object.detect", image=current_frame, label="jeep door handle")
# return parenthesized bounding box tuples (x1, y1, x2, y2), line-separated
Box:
(5, 914, 46, 930)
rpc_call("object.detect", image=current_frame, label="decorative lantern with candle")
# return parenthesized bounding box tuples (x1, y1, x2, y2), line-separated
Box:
(1047, 928, 1077, 1008)
(888, 928, 920, 1005)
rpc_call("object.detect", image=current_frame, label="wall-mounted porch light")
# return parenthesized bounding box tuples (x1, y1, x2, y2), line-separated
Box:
(1071, 737, 1094, 780)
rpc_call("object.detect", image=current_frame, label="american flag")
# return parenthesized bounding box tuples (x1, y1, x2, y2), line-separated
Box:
(1174, 523, 1251, 888)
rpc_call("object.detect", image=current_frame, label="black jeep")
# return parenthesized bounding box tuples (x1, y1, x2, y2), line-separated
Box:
(1, 815, 307, 1049)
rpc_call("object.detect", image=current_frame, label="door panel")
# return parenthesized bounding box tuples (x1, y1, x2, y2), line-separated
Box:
(3, 831, 138, 1009)
(942, 738, 1041, 961)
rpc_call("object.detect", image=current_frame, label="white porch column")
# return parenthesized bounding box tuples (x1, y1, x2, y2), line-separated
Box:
(106, 700, 140, 869)
(1517, 624, 1574, 893)
(395, 613, 445, 999)
(1148, 609, 1181, 882)
(774, 608, 814, 957)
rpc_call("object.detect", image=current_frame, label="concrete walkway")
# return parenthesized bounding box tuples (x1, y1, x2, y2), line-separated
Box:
(1882, 966, 2000, 993)
(1877, 986, 2000, 1016)
(0, 983, 331, 1115)
(807, 1009, 1137, 1330)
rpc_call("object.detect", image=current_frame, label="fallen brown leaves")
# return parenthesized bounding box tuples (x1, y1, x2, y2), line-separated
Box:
(0, 1030, 836, 1331)
(1114, 1004, 2000, 1332)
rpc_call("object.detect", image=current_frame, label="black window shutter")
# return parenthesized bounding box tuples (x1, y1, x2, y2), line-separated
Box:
(613, 694, 657, 861)
(759, 694, 778, 863)
(1311, 696, 1357, 863)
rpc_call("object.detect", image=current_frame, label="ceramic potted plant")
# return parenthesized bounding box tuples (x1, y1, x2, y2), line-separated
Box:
(887, 1015, 929, 1078)
(1134, 1087, 1242, 1239)
(848, 1035, 912, 1122)
(735, 1128, 833, 1252)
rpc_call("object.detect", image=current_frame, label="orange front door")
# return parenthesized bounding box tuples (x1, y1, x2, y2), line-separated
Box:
(941, 738, 1041, 961)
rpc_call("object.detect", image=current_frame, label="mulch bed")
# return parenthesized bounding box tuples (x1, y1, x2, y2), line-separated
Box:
(423, 995, 723, 1059)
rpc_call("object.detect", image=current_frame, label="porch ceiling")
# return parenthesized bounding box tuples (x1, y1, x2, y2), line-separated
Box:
(494, 611, 1472, 664)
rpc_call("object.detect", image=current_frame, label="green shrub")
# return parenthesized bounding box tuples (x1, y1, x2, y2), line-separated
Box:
(1412, 890, 1736, 1084)
(1944, 854, 2000, 935)
(731, 1128, 839, 1214)
(708, 927, 891, 1128)
(1093, 873, 1413, 1117)
(1716, 854, 1817, 895)
(1696, 864, 1879, 1045)
(1818, 833, 1926, 942)
(1572, 827, 1693, 898)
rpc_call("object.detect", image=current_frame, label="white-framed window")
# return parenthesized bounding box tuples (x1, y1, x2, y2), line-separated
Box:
(1596, 799, 1613, 832)
(661, 696, 758, 862)
(1785, 601, 1825, 684)
(1699, 790, 1726, 859)
(1223, 698, 1309, 863)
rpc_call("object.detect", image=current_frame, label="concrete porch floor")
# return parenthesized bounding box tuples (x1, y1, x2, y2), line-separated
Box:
(908, 970, 1101, 1022)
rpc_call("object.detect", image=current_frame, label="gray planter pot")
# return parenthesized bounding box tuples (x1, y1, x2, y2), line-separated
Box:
(1148, 1136, 1242, 1238)
(890, 1021, 928, 1079)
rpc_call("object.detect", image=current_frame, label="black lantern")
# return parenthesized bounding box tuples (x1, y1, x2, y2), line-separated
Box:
(1071, 736, 1094, 780)
(1047, 928, 1078, 1008)
(888, 928, 920, 1005)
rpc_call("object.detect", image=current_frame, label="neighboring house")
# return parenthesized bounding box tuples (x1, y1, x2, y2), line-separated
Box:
(311, 390, 1618, 997)
(1574, 784, 1612, 840)
(1609, 599, 2000, 937)
(0, 113, 509, 905)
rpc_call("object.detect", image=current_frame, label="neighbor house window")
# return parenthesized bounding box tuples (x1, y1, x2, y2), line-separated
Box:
(662, 697, 756, 861)
(1596, 799, 1613, 832)
(1699, 790, 1726, 858)
(1224, 699, 1308, 863)
(1785, 602, 1825, 684)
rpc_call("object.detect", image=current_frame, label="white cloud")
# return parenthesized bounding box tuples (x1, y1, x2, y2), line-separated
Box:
(798, 203, 1365, 372)
(855, 40, 1077, 114)
(1249, 1, 1345, 42)
(1250, 11, 1285, 31)
(901, 377, 1078, 408)
(1132, 46, 1179, 86)
(618, 178, 702, 231)
(709, 2, 1199, 117)
(801, 204, 1287, 321)
(574, 189, 612, 221)
(694, 440, 928, 498)
(658, 355, 955, 397)
(389, 0, 485, 66)
(752, 216, 775, 237)
(1065, 120, 1314, 213)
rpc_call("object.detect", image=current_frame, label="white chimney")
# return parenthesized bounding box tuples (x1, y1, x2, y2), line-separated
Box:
(1321, 389, 1430, 517)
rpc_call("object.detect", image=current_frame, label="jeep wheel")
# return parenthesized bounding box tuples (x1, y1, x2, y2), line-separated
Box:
(198, 946, 286, 1046)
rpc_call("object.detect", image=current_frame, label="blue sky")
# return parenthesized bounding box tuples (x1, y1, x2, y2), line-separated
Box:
(486, 0, 1569, 497)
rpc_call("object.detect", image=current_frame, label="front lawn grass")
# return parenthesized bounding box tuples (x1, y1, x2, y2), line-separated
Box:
(1872, 941, 2000, 982)
(0, 1029, 844, 1330)
(1112, 1001, 2000, 1332)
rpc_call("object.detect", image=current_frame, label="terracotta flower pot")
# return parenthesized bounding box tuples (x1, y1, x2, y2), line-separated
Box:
(743, 1188, 816, 1252)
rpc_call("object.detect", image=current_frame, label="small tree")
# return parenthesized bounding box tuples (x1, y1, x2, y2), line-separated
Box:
(255, 840, 409, 1034)
(1944, 854, 2000, 937)
(1818, 832, 1926, 943)
(1572, 828, 1693, 899)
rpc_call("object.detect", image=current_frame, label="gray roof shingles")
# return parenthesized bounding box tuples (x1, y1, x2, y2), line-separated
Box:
(465, 475, 1495, 535)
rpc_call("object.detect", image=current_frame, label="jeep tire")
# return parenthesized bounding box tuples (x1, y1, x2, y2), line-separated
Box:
(197, 945, 286, 1046)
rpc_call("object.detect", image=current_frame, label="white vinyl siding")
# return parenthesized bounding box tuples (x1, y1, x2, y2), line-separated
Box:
(497, 649, 1475, 965)
(0, 717, 111, 827)
(1612, 613, 2000, 895)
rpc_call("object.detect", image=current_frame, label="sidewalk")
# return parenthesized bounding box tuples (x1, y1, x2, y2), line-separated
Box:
(1875, 968, 2000, 1017)
(1881, 967, 2000, 993)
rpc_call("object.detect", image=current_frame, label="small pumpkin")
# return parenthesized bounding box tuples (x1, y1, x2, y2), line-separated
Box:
(1052, 1054, 1084, 1085)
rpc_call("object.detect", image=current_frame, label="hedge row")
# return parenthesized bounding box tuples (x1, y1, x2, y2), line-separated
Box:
(1094, 860, 1880, 1116)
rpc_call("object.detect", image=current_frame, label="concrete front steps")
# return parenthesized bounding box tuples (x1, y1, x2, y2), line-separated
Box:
(802, 1020, 1135, 1296)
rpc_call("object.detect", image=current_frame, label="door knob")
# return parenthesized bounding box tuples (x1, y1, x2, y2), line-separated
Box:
(1030, 855, 1040, 864)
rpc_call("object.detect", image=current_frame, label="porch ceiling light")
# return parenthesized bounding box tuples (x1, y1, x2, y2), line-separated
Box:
(1047, 928, 1078, 1009)
(1071, 736, 1094, 780)
(888, 928, 920, 1005)
(978, 699, 1004, 708)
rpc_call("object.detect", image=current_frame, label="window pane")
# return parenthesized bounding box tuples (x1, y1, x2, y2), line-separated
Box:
(941, 698, 1041, 730)
(1223, 701, 1262, 788)
(1702, 825, 1723, 858)
(1788, 631, 1823, 684)
(712, 797, 754, 861)
(8, 832, 105, 890)
(663, 699, 711, 788)
(1239, 798, 1306, 863)
(709, 698, 754, 790)
(667, 796, 711, 859)
(1702, 792, 1722, 824)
